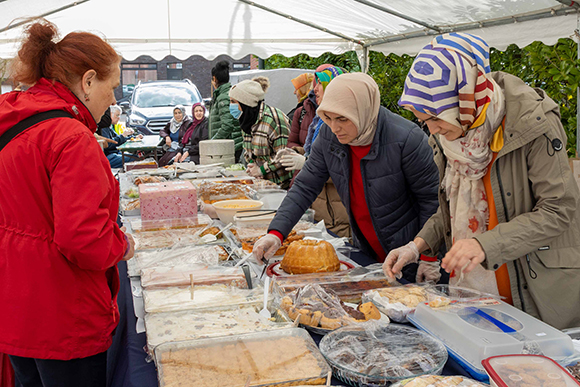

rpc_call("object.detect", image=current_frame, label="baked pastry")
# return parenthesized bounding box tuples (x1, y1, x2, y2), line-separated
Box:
(281, 240, 340, 274)
(358, 302, 381, 320)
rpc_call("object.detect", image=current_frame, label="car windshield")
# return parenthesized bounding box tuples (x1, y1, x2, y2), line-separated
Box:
(133, 85, 201, 108)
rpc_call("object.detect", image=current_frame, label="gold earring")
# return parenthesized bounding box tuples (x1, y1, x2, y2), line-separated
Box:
(84, 94, 90, 102)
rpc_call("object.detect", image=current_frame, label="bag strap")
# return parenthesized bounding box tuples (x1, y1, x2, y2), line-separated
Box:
(0, 110, 74, 153)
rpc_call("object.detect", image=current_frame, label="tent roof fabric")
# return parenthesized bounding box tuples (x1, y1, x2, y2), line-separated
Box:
(0, 0, 578, 60)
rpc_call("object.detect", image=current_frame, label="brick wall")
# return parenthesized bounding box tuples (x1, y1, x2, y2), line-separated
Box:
(117, 54, 252, 100)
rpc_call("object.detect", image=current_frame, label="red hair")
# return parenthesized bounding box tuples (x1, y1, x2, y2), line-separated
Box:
(11, 20, 120, 87)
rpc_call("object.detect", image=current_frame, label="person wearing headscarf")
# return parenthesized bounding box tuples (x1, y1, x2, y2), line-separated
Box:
(251, 73, 439, 280)
(175, 103, 209, 164)
(229, 76, 292, 188)
(286, 64, 333, 151)
(384, 32, 580, 330)
(287, 73, 314, 124)
(158, 105, 193, 166)
(278, 66, 351, 237)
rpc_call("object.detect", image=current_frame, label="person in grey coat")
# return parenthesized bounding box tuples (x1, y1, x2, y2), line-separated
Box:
(252, 73, 440, 281)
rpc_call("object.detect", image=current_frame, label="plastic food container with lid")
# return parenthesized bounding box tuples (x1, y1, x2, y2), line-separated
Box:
(154, 327, 330, 387)
(482, 354, 580, 386)
(408, 299, 576, 381)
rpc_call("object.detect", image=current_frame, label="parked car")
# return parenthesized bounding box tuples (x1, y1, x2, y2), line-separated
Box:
(123, 79, 203, 135)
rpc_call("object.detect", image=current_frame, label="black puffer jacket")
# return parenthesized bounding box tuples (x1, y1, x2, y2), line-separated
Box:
(269, 106, 440, 260)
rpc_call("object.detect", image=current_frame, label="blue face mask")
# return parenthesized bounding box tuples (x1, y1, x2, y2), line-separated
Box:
(229, 103, 242, 119)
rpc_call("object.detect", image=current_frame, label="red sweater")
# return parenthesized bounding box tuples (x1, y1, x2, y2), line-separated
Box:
(349, 145, 387, 261)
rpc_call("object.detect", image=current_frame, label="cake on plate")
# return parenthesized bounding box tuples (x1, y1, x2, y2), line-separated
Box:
(280, 240, 340, 274)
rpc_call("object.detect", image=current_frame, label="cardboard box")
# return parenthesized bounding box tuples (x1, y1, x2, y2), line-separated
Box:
(139, 181, 197, 221)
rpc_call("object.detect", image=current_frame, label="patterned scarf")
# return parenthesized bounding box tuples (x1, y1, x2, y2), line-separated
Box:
(399, 33, 505, 294)
(314, 66, 347, 91)
(291, 73, 314, 102)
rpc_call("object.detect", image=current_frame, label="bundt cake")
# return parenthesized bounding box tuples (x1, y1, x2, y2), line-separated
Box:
(280, 240, 340, 274)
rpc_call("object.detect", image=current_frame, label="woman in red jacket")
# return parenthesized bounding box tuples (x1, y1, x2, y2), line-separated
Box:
(0, 21, 134, 387)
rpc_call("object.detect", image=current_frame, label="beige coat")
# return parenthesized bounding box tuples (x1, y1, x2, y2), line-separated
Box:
(417, 72, 580, 330)
(311, 178, 351, 238)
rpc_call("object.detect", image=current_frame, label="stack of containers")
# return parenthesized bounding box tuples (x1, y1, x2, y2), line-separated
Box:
(199, 139, 235, 166)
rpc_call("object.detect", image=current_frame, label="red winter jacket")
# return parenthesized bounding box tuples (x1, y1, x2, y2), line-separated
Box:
(0, 79, 127, 360)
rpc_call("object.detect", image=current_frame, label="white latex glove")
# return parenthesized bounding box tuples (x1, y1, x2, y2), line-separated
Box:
(252, 234, 282, 261)
(416, 260, 442, 283)
(246, 163, 263, 178)
(274, 148, 297, 163)
(199, 201, 218, 219)
(383, 241, 420, 279)
(280, 153, 306, 171)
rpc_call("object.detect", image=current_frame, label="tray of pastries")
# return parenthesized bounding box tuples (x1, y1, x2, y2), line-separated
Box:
(154, 327, 331, 387)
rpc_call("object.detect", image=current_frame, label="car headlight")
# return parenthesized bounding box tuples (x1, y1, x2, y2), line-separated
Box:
(129, 114, 146, 126)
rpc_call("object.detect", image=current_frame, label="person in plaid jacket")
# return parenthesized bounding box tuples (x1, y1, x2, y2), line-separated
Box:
(229, 76, 292, 189)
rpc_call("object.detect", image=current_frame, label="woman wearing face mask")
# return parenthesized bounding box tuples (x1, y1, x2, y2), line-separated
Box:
(251, 73, 439, 278)
(158, 105, 192, 166)
(384, 32, 580, 330)
(175, 103, 208, 164)
(229, 76, 292, 188)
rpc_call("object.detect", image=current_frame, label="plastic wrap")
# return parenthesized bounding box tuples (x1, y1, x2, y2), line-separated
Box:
(154, 328, 330, 387)
(197, 180, 257, 204)
(428, 284, 503, 303)
(319, 323, 448, 386)
(140, 266, 247, 289)
(233, 223, 313, 254)
(133, 221, 233, 251)
(133, 175, 166, 186)
(129, 214, 212, 232)
(391, 375, 489, 386)
(278, 284, 384, 332)
(273, 266, 395, 304)
(363, 284, 434, 323)
(143, 284, 269, 313)
(144, 305, 291, 350)
(127, 244, 229, 277)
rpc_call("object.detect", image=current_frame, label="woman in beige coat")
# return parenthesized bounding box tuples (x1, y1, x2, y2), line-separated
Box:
(385, 32, 580, 330)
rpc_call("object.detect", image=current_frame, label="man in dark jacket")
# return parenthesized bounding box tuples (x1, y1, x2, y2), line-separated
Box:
(208, 61, 243, 161)
(253, 73, 440, 281)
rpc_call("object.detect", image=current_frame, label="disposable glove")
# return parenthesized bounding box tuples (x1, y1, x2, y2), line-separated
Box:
(416, 260, 442, 283)
(280, 153, 306, 171)
(274, 148, 297, 163)
(246, 163, 263, 178)
(252, 233, 282, 261)
(199, 201, 218, 219)
(383, 241, 420, 279)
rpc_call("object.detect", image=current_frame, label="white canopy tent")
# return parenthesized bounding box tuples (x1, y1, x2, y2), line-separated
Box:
(0, 0, 579, 144)
(0, 0, 578, 63)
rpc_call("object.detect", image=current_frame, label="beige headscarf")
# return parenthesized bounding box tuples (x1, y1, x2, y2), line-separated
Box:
(317, 73, 380, 147)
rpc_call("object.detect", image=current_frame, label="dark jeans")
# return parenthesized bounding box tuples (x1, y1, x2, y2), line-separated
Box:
(10, 351, 106, 387)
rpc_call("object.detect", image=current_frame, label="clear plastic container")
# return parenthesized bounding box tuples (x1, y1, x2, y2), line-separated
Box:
(319, 323, 448, 386)
(482, 354, 580, 387)
(273, 269, 395, 304)
(154, 327, 331, 387)
(140, 265, 247, 289)
(142, 284, 270, 313)
(408, 299, 576, 381)
(144, 305, 291, 351)
(256, 189, 287, 210)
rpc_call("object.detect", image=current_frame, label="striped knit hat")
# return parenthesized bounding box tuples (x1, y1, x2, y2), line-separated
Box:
(398, 33, 494, 132)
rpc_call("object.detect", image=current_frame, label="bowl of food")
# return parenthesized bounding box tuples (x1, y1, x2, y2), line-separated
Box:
(212, 199, 264, 224)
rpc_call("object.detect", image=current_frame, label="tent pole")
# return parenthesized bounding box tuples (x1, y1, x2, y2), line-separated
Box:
(577, 14, 579, 156)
